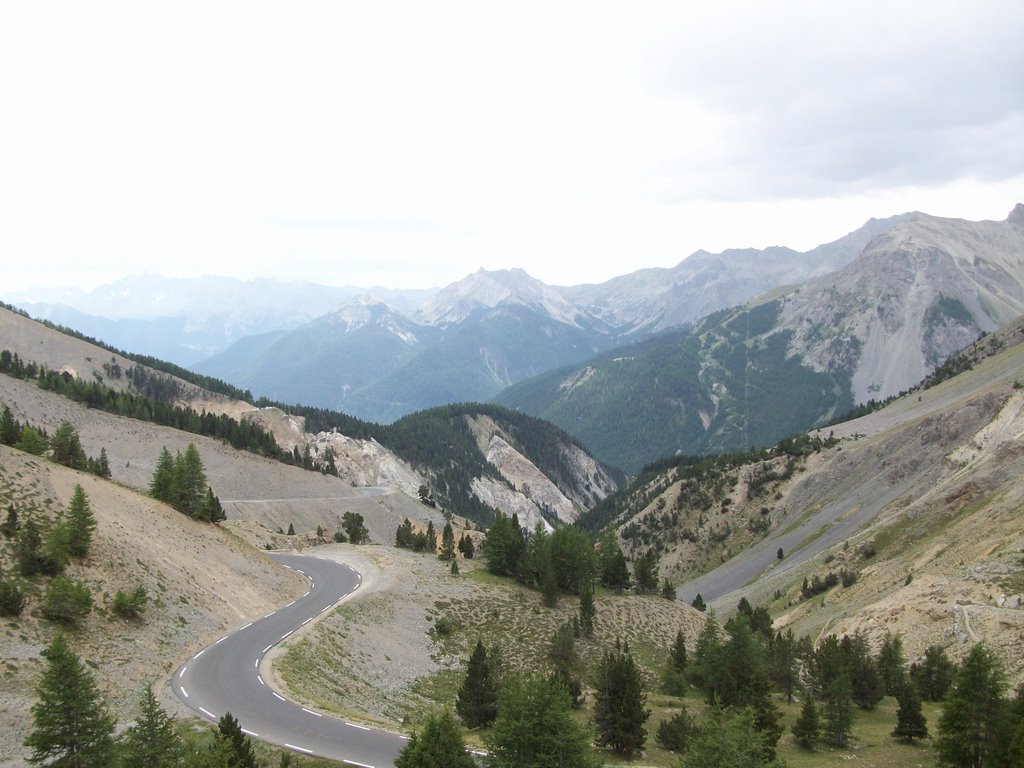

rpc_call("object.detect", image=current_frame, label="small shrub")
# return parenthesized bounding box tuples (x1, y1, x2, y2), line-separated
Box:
(433, 616, 456, 637)
(42, 576, 93, 625)
(0, 579, 25, 616)
(333, 530, 347, 543)
(112, 584, 148, 619)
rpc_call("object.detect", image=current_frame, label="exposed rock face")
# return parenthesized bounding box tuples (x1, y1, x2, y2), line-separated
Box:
(484, 433, 578, 524)
(777, 209, 1024, 402)
(470, 476, 552, 532)
(310, 431, 425, 497)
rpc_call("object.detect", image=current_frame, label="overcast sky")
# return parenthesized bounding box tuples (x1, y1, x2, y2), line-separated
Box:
(2, 1, 1022, 295)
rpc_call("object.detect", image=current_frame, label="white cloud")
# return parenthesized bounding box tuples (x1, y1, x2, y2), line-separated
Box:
(1, 1, 1021, 294)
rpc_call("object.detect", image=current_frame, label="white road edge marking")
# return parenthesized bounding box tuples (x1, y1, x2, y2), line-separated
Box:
(345, 722, 371, 731)
(180, 687, 189, 699)
(179, 665, 187, 678)
(343, 760, 375, 768)
(281, 630, 293, 640)
(262, 644, 273, 653)
(194, 649, 205, 659)
(254, 659, 260, 670)
(302, 617, 313, 625)
(240, 622, 253, 630)
(302, 707, 322, 717)
(242, 728, 260, 737)
(285, 743, 314, 755)
(199, 707, 215, 719)
(272, 691, 286, 702)
(257, 675, 265, 686)
(214, 635, 228, 645)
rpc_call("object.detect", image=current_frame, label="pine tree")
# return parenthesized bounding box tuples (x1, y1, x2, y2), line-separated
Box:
(150, 447, 177, 504)
(823, 672, 854, 748)
(439, 522, 456, 561)
(16, 517, 44, 576)
(0, 403, 21, 445)
(425, 520, 436, 552)
(458, 532, 475, 559)
(50, 420, 86, 469)
(24, 633, 116, 767)
(42, 576, 93, 625)
(176, 444, 207, 517)
(792, 693, 821, 749)
(891, 678, 929, 743)
(936, 643, 1007, 768)
(548, 622, 582, 706)
(395, 709, 475, 768)
(484, 674, 595, 768)
(663, 628, 689, 695)
(844, 632, 884, 710)
(681, 707, 773, 768)
(633, 549, 659, 593)
(656, 707, 695, 752)
(16, 425, 49, 455)
(121, 685, 186, 767)
(689, 610, 723, 693)
(594, 644, 649, 756)
(0, 576, 25, 616)
(287, 522, 296, 536)
(95, 447, 111, 479)
(198, 486, 225, 523)
(66, 484, 96, 558)
(456, 640, 499, 729)
(691, 593, 706, 611)
(578, 582, 595, 637)
(216, 712, 257, 768)
(396, 519, 415, 549)
(911, 644, 956, 701)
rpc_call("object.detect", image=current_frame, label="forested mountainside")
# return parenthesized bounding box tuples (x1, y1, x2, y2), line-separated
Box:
(0, 305, 620, 532)
(497, 208, 1024, 472)
(582, 314, 1024, 680)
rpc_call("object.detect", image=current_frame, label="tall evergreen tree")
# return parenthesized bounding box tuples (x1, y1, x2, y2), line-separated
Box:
(24, 633, 116, 767)
(656, 707, 696, 752)
(594, 644, 649, 757)
(792, 693, 821, 749)
(823, 672, 855, 748)
(689, 610, 724, 693)
(578, 582, 596, 637)
(892, 677, 929, 743)
(395, 709, 475, 768)
(16, 516, 44, 576)
(439, 522, 456, 561)
(198, 486, 225, 523)
(216, 712, 257, 768)
(66, 484, 96, 558)
(877, 631, 907, 697)
(176, 444, 207, 517)
(663, 628, 689, 695)
(633, 549, 660, 593)
(121, 685, 186, 767)
(936, 643, 1008, 768)
(458, 532, 475, 559)
(456, 640, 499, 729)
(911, 644, 957, 702)
(1, 403, 22, 445)
(95, 447, 111, 479)
(50, 420, 86, 469)
(0, 504, 18, 538)
(484, 674, 595, 768)
(843, 632, 884, 710)
(548, 621, 582, 706)
(424, 520, 437, 553)
(150, 447, 177, 505)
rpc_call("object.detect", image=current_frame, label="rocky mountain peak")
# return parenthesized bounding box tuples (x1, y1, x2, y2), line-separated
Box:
(1008, 202, 1024, 226)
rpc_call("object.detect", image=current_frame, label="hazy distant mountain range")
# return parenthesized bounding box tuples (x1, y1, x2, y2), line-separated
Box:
(8, 205, 1023, 469)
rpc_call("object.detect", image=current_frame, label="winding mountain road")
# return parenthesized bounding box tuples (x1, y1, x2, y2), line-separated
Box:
(172, 552, 405, 768)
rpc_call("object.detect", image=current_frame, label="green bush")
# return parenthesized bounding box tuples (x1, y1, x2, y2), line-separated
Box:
(0, 579, 25, 616)
(42, 576, 93, 625)
(112, 585, 148, 619)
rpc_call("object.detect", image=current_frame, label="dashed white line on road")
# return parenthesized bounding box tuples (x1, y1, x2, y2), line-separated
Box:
(319, 605, 331, 614)
(257, 675, 265, 686)
(240, 622, 253, 630)
(264, 611, 276, 619)
(281, 630, 293, 640)
(214, 635, 228, 645)
(180, 687, 189, 699)
(286, 743, 314, 755)
(263, 644, 273, 653)
(302, 617, 312, 625)
(343, 760, 375, 768)
(242, 728, 260, 737)
(199, 707, 215, 719)
(194, 649, 205, 659)
(272, 692, 286, 702)
(345, 722, 371, 732)
(179, 665, 187, 678)
(254, 658, 260, 670)
(302, 707, 322, 717)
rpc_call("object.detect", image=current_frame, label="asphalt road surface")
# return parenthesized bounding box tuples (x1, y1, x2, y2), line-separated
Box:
(172, 552, 405, 768)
